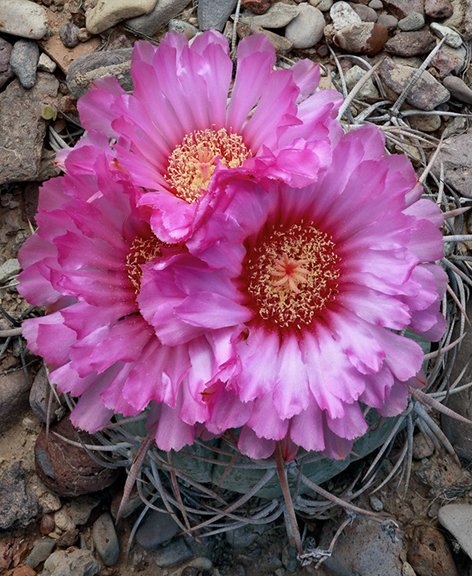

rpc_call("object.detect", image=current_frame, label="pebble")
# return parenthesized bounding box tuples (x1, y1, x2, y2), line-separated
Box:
(24, 538, 56, 569)
(425, 0, 453, 18)
(37, 53, 57, 73)
(136, 509, 180, 549)
(65, 496, 100, 526)
(464, 3, 472, 40)
(258, 29, 293, 52)
(29, 365, 60, 424)
(168, 19, 198, 38)
(350, 4, 378, 22)
(0, 37, 13, 90)
(241, 2, 300, 28)
(443, 75, 472, 104)
(226, 525, 265, 549)
(0, 258, 21, 284)
(92, 512, 120, 566)
(0, 371, 31, 432)
(412, 431, 435, 458)
(430, 22, 463, 48)
(383, 0, 424, 18)
(369, 495, 384, 512)
(59, 23, 80, 49)
(402, 562, 417, 576)
(285, 4, 325, 49)
(439, 504, 472, 560)
(379, 57, 450, 110)
(54, 509, 76, 533)
(195, 0, 238, 32)
(151, 538, 193, 568)
(41, 548, 100, 576)
(86, 0, 157, 34)
(10, 39, 39, 90)
(345, 64, 380, 101)
(377, 13, 398, 29)
(334, 22, 389, 55)
(385, 29, 436, 57)
(330, 1, 361, 30)
(398, 12, 425, 31)
(410, 112, 442, 133)
(126, 0, 191, 36)
(310, 0, 333, 10)
(0, 462, 39, 530)
(66, 48, 133, 98)
(408, 526, 458, 576)
(369, 0, 383, 8)
(0, 0, 49, 40)
(35, 417, 119, 497)
(431, 44, 467, 78)
(242, 0, 273, 14)
(444, 0, 465, 30)
(177, 558, 213, 576)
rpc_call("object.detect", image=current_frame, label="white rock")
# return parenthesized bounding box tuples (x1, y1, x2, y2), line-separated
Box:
(86, 0, 158, 35)
(345, 65, 380, 101)
(309, 0, 333, 11)
(0, 0, 49, 40)
(439, 504, 472, 559)
(240, 2, 300, 28)
(0, 259, 21, 284)
(330, 1, 361, 30)
(285, 4, 325, 49)
(38, 53, 56, 73)
(430, 22, 463, 48)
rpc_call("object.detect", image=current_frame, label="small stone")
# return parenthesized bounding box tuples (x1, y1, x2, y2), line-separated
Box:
(65, 496, 100, 526)
(379, 57, 450, 110)
(151, 538, 192, 568)
(38, 53, 57, 73)
(334, 22, 389, 55)
(350, 4, 378, 22)
(92, 513, 120, 566)
(257, 29, 293, 52)
(369, 0, 383, 8)
(431, 44, 467, 78)
(54, 509, 75, 533)
(240, 3, 300, 28)
(285, 4, 325, 49)
(242, 0, 273, 14)
(136, 509, 180, 550)
(0, 38, 14, 90)
(408, 526, 458, 576)
(59, 23, 80, 49)
(345, 64, 380, 101)
(195, 0, 237, 31)
(398, 12, 425, 31)
(385, 29, 436, 57)
(425, 0, 453, 19)
(56, 528, 79, 548)
(226, 525, 265, 549)
(330, 1, 361, 29)
(310, 0, 333, 10)
(430, 22, 463, 48)
(0, 258, 21, 284)
(85, 0, 158, 34)
(10, 39, 39, 90)
(464, 3, 472, 39)
(369, 495, 384, 512)
(383, 0, 424, 18)
(126, 0, 191, 36)
(377, 13, 398, 29)
(42, 548, 100, 576)
(402, 562, 417, 576)
(443, 75, 472, 104)
(24, 538, 56, 569)
(178, 558, 213, 575)
(66, 48, 132, 98)
(0, 371, 30, 432)
(29, 365, 60, 424)
(412, 431, 435, 459)
(409, 114, 441, 133)
(168, 19, 198, 38)
(439, 504, 472, 560)
(0, 0, 49, 40)
(0, 462, 39, 529)
(39, 514, 56, 535)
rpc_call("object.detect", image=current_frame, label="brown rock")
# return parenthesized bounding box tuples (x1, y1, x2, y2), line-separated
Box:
(425, 0, 453, 18)
(385, 29, 436, 56)
(408, 526, 458, 576)
(242, 0, 273, 14)
(39, 513, 56, 535)
(35, 417, 119, 497)
(334, 21, 388, 55)
(3, 566, 37, 576)
(383, 0, 424, 18)
(0, 370, 30, 432)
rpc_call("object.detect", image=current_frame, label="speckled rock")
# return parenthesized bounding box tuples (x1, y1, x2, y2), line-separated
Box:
(92, 513, 120, 566)
(408, 526, 458, 576)
(59, 23, 80, 49)
(311, 0, 333, 10)
(168, 19, 198, 38)
(385, 29, 436, 56)
(285, 3, 325, 48)
(35, 417, 119, 497)
(350, 3, 378, 21)
(443, 75, 472, 104)
(242, 0, 273, 14)
(10, 39, 39, 90)
(0, 462, 39, 529)
(0, 37, 14, 90)
(398, 12, 425, 31)
(0, 371, 31, 432)
(431, 44, 467, 77)
(330, 1, 361, 29)
(197, 0, 238, 31)
(0, 258, 21, 284)
(334, 21, 389, 55)
(126, 0, 190, 35)
(383, 0, 424, 18)
(42, 548, 100, 576)
(439, 504, 472, 560)
(240, 2, 300, 28)
(430, 22, 463, 48)
(377, 13, 398, 29)
(379, 57, 450, 110)
(38, 53, 57, 73)
(425, 0, 453, 18)
(345, 64, 380, 101)
(86, 0, 158, 34)
(0, 0, 49, 40)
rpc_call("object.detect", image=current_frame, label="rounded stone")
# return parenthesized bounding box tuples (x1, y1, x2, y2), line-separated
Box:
(59, 23, 80, 48)
(377, 13, 398, 29)
(0, 0, 49, 40)
(425, 0, 453, 19)
(431, 22, 463, 48)
(92, 512, 120, 566)
(330, 1, 361, 29)
(398, 12, 425, 31)
(10, 39, 39, 90)
(285, 4, 325, 49)
(334, 21, 389, 55)
(0, 370, 31, 433)
(350, 4, 378, 22)
(443, 75, 472, 104)
(85, 0, 159, 35)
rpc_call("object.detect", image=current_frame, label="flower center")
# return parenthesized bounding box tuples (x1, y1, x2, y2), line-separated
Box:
(126, 235, 163, 293)
(165, 128, 252, 203)
(244, 222, 341, 330)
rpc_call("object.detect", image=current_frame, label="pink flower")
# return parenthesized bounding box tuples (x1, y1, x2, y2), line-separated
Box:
(138, 125, 447, 460)
(74, 31, 342, 243)
(18, 144, 235, 452)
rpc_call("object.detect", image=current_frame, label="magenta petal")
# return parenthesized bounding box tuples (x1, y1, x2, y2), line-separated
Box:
(326, 402, 368, 440)
(238, 427, 275, 460)
(154, 403, 195, 451)
(290, 402, 325, 453)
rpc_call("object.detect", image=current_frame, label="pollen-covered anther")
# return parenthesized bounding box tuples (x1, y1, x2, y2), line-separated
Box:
(126, 235, 163, 293)
(165, 128, 252, 203)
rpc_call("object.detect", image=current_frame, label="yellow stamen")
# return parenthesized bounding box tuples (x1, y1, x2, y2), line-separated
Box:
(126, 235, 163, 293)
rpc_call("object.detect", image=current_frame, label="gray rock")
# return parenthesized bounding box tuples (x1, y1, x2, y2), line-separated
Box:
(330, 1, 361, 29)
(443, 75, 472, 104)
(409, 113, 442, 133)
(168, 19, 199, 38)
(65, 496, 101, 526)
(385, 29, 436, 57)
(25, 538, 56, 569)
(398, 12, 425, 31)
(379, 57, 450, 110)
(0, 258, 21, 284)
(0, 37, 13, 90)
(0, 462, 39, 529)
(431, 22, 463, 48)
(38, 53, 57, 73)
(60, 23, 80, 49)
(310, 0, 333, 11)
(126, 0, 190, 36)
(151, 538, 192, 568)
(412, 430, 435, 458)
(444, 0, 465, 31)
(431, 44, 467, 78)
(285, 4, 325, 49)
(439, 504, 472, 560)
(10, 39, 39, 90)
(197, 0, 237, 31)
(383, 0, 424, 18)
(42, 548, 100, 576)
(345, 64, 380, 101)
(0, 0, 49, 40)
(257, 29, 293, 52)
(136, 509, 180, 549)
(321, 517, 405, 576)
(377, 13, 398, 29)
(369, 495, 384, 512)
(369, 0, 384, 8)
(0, 73, 59, 185)
(66, 48, 132, 98)
(240, 2, 300, 28)
(226, 525, 265, 548)
(86, 0, 158, 34)
(0, 371, 31, 432)
(29, 365, 60, 424)
(350, 4, 378, 22)
(92, 512, 120, 566)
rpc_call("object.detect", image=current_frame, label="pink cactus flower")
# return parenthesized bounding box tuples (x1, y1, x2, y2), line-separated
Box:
(138, 125, 447, 460)
(73, 31, 342, 243)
